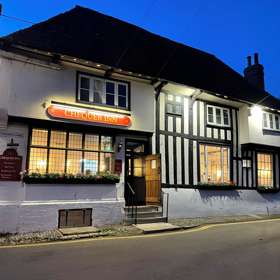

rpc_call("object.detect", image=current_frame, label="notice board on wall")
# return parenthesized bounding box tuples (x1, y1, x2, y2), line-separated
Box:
(0, 148, 22, 181)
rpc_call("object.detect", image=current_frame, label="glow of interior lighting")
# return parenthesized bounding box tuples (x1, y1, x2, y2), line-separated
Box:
(73, 58, 77, 61)
(96, 64, 101, 67)
(38, 160, 47, 167)
(216, 169, 222, 179)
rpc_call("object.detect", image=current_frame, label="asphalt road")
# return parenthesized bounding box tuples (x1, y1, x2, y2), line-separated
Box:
(1, 219, 280, 280)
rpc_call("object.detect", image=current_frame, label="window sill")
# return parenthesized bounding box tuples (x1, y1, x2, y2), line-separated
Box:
(206, 124, 231, 129)
(22, 174, 120, 185)
(256, 187, 279, 193)
(23, 178, 120, 184)
(263, 129, 280, 136)
(195, 183, 236, 190)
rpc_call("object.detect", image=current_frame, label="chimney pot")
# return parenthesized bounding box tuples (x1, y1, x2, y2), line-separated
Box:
(244, 53, 265, 90)
(247, 56, 252, 67)
(254, 53, 259, 64)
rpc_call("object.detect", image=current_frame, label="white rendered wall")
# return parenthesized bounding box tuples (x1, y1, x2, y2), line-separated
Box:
(0, 54, 155, 133)
(164, 188, 280, 218)
(0, 200, 124, 233)
(239, 104, 280, 147)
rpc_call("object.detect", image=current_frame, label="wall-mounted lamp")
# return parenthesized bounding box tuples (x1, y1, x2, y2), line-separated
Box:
(117, 141, 123, 152)
(249, 105, 262, 117)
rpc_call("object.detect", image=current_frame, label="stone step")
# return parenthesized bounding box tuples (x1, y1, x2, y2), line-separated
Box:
(124, 216, 167, 225)
(125, 211, 163, 219)
(59, 226, 99, 236)
(124, 205, 161, 213)
(135, 223, 181, 234)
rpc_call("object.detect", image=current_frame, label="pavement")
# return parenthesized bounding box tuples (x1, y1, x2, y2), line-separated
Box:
(1, 214, 280, 246)
(1, 218, 280, 280)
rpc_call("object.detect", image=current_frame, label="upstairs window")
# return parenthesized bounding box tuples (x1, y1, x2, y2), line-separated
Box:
(263, 112, 280, 131)
(207, 105, 230, 127)
(166, 94, 182, 115)
(77, 73, 129, 109)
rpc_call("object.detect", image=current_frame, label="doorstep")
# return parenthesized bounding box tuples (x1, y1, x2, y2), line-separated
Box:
(59, 226, 100, 236)
(134, 222, 182, 234)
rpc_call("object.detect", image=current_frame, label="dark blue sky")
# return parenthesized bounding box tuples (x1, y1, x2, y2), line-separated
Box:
(1, 0, 279, 98)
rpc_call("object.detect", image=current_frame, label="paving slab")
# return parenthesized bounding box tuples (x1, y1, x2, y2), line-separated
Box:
(135, 223, 181, 234)
(59, 226, 99, 236)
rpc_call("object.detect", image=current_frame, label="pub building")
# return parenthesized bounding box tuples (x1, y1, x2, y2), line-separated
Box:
(1, 6, 280, 233)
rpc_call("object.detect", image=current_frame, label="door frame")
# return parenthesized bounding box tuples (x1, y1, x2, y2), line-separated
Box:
(124, 138, 150, 206)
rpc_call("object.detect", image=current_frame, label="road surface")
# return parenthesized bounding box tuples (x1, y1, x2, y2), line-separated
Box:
(1, 219, 280, 280)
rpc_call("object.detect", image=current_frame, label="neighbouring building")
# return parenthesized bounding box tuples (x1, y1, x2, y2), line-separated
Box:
(1, 6, 280, 233)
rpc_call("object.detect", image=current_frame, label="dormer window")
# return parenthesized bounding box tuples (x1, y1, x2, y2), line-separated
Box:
(207, 105, 230, 127)
(77, 72, 129, 110)
(263, 112, 280, 131)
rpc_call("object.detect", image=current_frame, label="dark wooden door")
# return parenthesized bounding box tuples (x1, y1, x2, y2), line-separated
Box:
(145, 154, 161, 204)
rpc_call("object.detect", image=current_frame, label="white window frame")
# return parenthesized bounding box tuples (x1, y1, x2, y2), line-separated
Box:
(207, 105, 231, 127)
(78, 74, 128, 109)
(199, 144, 230, 184)
(263, 112, 280, 131)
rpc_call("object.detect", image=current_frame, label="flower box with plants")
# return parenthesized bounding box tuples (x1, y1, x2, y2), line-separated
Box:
(196, 182, 236, 190)
(21, 172, 120, 185)
(256, 185, 280, 193)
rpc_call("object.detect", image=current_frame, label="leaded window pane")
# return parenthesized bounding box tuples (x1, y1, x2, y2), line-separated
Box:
(68, 133, 83, 149)
(101, 136, 113, 152)
(67, 151, 82, 174)
(48, 149, 65, 173)
(31, 129, 48, 146)
(29, 148, 48, 173)
(84, 152, 99, 175)
(50, 131, 66, 148)
(85, 134, 99, 150)
(257, 153, 273, 188)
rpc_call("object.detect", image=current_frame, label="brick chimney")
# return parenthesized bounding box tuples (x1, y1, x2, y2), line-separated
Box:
(244, 53, 265, 90)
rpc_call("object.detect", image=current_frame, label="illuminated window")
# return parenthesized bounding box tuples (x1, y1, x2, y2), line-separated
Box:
(199, 144, 230, 184)
(77, 73, 128, 109)
(28, 129, 114, 175)
(263, 112, 280, 131)
(207, 105, 230, 127)
(257, 153, 273, 188)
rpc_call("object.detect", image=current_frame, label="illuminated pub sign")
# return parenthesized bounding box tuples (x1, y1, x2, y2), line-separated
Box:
(47, 104, 132, 127)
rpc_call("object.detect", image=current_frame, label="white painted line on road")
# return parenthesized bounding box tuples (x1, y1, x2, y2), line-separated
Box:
(1, 218, 280, 250)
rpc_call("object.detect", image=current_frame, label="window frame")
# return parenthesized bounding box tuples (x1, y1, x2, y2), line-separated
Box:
(165, 94, 183, 116)
(199, 143, 231, 184)
(206, 105, 231, 127)
(27, 127, 115, 175)
(263, 112, 280, 132)
(256, 152, 274, 188)
(76, 71, 130, 110)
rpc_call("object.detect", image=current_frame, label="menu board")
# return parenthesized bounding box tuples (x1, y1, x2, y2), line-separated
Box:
(0, 148, 22, 181)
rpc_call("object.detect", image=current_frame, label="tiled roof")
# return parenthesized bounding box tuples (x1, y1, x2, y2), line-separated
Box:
(3, 5, 280, 109)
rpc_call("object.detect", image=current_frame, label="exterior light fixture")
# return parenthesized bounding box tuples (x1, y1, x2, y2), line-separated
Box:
(250, 105, 262, 116)
(117, 141, 123, 152)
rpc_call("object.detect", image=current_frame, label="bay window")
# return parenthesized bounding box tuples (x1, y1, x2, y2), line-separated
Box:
(257, 153, 273, 188)
(28, 128, 114, 175)
(199, 144, 230, 184)
(77, 73, 129, 109)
